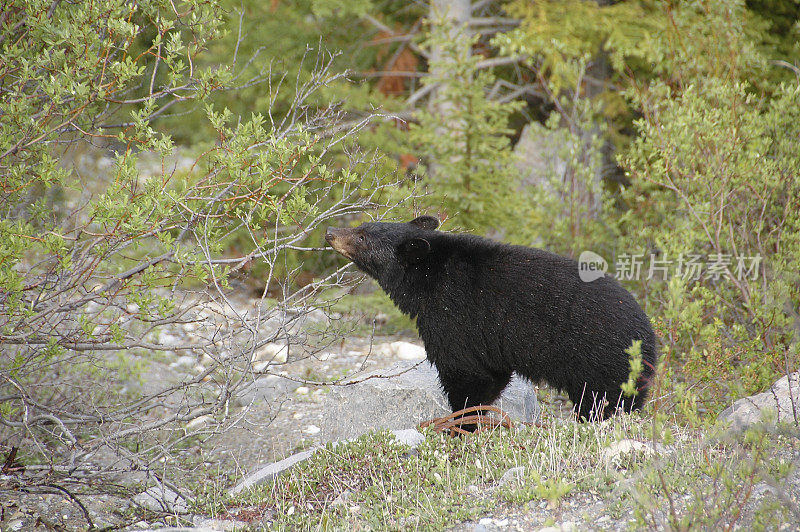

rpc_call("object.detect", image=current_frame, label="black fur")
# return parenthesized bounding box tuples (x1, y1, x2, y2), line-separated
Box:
(325, 216, 657, 421)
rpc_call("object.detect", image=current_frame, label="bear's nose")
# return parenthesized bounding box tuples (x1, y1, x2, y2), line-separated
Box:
(325, 227, 336, 244)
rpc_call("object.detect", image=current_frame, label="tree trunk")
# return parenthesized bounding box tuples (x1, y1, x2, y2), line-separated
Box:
(428, 0, 471, 109)
(427, 0, 472, 178)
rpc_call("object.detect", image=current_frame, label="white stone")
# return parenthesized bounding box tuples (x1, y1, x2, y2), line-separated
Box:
(601, 439, 663, 468)
(718, 372, 800, 431)
(304, 424, 321, 435)
(186, 415, 213, 430)
(192, 517, 248, 531)
(133, 484, 190, 513)
(158, 331, 181, 346)
(391, 428, 425, 447)
(499, 466, 525, 486)
(539, 522, 578, 532)
(229, 448, 317, 495)
(252, 343, 289, 364)
(391, 341, 426, 360)
(320, 361, 540, 442)
(169, 355, 196, 369)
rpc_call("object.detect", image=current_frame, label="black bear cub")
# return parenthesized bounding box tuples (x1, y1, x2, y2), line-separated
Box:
(326, 216, 657, 421)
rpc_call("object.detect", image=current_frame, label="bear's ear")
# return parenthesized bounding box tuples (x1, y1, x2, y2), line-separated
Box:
(409, 215, 439, 231)
(399, 238, 431, 264)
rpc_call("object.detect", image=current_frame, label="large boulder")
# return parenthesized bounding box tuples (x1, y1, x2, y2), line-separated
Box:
(319, 361, 540, 442)
(513, 122, 568, 190)
(718, 372, 800, 431)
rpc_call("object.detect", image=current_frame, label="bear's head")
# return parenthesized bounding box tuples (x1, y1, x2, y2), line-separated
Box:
(325, 216, 440, 280)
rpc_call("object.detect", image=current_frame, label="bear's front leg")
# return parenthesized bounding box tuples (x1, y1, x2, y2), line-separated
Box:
(434, 361, 512, 431)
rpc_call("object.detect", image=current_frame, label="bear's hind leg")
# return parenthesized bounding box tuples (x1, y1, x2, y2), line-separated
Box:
(569, 385, 611, 422)
(571, 387, 644, 421)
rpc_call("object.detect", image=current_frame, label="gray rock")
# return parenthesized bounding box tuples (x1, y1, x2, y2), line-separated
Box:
(498, 466, 525, 486)
(601, 439, 665, 468)
(392, 428, 425, 447)
(494, 378, 541, 424)
(718, 372, 800, 431)
(143, 529, 220, 532)
(252, 342, 289, 364)
(513, 123, 568, 190)
(169, 355, 196, 369)
(229, 448, 316, 495)
(389, 341, 426, 360)
(538, 523, 577, 532)
(751, 482, 778, 499)
(320, 361, 540, 442)
(133, 484, 189, 513)
(192, 517, 249, 530)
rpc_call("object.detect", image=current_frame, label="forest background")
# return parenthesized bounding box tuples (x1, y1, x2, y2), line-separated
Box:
(1, 0, 799, 527)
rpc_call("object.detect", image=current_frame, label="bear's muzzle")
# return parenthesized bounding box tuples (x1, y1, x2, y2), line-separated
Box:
(325, 227, 354, 260)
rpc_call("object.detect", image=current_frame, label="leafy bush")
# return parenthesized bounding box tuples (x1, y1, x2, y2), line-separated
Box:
(0, 0, 404, 494)
(618, 2, 800, 413)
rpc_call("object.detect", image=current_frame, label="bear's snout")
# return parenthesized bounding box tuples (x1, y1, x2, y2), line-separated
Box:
(324, 227, 337, 244)
(325, 227, 353, 259)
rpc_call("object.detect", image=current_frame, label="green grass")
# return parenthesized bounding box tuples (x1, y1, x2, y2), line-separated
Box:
(198, 411, 798, 531)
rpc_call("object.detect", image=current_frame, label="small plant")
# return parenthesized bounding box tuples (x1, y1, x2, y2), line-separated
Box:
(621, 339, 644, 398)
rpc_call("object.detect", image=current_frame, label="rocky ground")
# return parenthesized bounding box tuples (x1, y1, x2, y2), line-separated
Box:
(204, 334, 433, 474)
(0, 328, 434, 531)
(2, 287, 799, 531)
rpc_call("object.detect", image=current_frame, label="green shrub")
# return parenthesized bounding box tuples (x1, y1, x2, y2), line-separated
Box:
(0, 0, 403, 494)
(604, 1, 798, 418)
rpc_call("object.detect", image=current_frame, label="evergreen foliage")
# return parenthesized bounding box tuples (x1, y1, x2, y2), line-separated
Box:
(499, 0, 800, 410)
(618, 3, 800, 409)
(410, 17, 527, 235)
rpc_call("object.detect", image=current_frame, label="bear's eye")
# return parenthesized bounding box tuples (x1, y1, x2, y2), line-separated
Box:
(358, 234, 365, 241)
